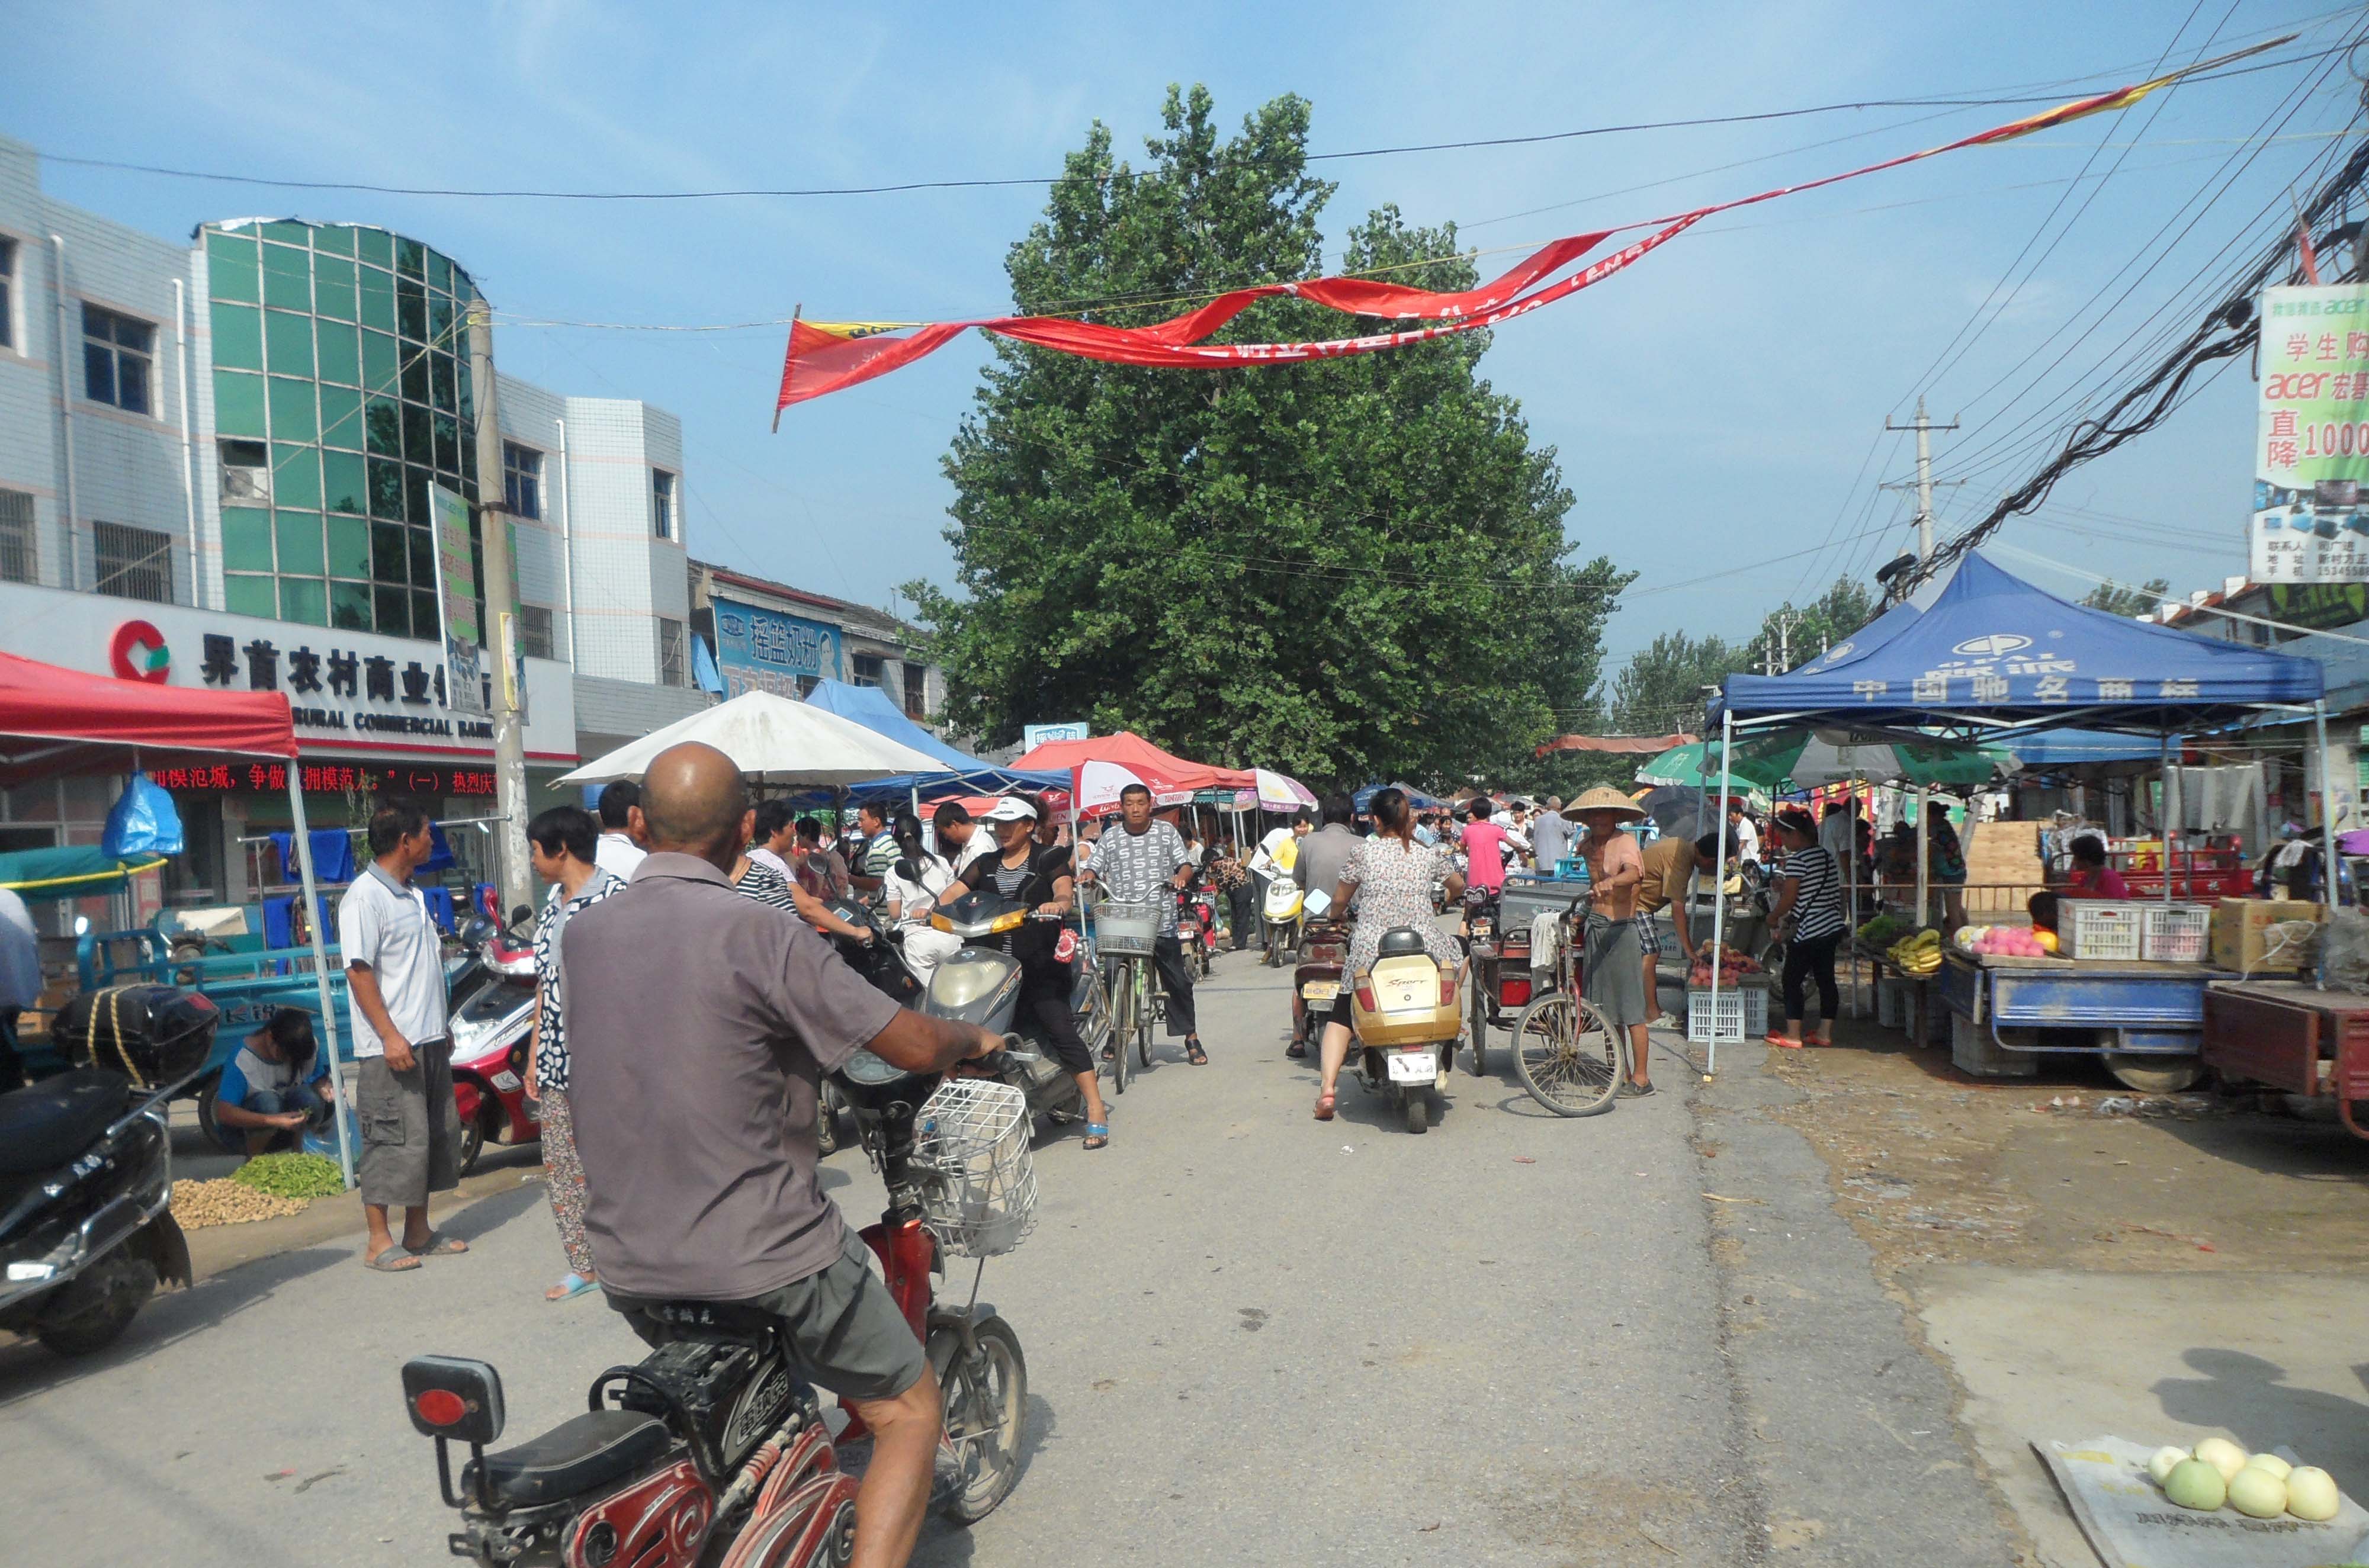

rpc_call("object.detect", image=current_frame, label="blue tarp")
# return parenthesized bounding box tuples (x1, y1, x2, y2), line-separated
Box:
(1353, 781, 1445, 811)
(1997, 728, 2169, 766)
(1715, 553, 2323, 733)
(802, 680, 1067, 799)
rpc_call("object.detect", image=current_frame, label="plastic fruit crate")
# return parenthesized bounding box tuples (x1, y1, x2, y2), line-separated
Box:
(2063, 901, 2142, 961)
(1686, 984, 1770, 1044)
(2139, 902, 2212, 963)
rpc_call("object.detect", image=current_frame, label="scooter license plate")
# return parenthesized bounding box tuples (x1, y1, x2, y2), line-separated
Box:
(1301, 981, 1341, 1004)
(1386, 1049, 1437, 1084)
(490, 1070, 521, 1092)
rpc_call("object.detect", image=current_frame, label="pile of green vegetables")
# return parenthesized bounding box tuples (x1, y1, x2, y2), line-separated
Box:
(2147, 1438, 2342, 1521)
(228, 1152, 346, 1201)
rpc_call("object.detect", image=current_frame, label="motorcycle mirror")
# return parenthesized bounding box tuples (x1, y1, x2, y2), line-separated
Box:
(509, 904, 534, 927)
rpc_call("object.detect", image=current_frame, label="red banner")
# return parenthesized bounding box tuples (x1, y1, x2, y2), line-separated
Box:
(774, 44, 2281, 416)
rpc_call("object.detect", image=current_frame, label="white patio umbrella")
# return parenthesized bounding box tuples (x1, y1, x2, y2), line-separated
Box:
(1253, 768, 1317, 812)
(558, 691, 946, 786)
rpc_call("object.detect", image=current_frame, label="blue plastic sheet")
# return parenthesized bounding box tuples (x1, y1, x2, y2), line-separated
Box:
(101, 772, 184, 858)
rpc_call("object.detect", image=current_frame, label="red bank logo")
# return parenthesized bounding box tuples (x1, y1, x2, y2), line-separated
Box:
(110, 621, 171, 683)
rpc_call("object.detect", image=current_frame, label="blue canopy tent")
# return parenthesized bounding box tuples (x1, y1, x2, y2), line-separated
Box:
(1352, 781, 1445, 812)
(1996, 728, 2169, 766)
(1694, 554, 2330, 1071)
(800, 680, 1066, 802)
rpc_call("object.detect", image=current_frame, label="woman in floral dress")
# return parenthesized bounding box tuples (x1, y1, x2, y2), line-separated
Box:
(1312, 787, 1466, 1119)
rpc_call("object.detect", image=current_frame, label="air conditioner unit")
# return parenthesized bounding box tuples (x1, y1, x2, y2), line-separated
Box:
(220, 464, 271, 505)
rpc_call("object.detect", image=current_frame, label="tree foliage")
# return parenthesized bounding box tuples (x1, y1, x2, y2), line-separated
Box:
(904, 86, 1628, 789)
(2082, 577, 2171, 618)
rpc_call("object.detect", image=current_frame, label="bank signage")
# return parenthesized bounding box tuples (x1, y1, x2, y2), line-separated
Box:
(713, 595, 842, 698)
(0, 580, 573, 760)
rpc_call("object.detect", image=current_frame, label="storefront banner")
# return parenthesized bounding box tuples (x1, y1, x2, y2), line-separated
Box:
(714, 595, 842, 698)
(2253, 286, 2369, 584)
(431, 484, 488, 717)
(1023, 721, 1089, 748)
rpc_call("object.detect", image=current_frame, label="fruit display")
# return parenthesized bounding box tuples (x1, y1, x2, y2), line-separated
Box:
(1886, 927, 1941, 975)
(1687, 946, 1764, 988)
(2143, 1438, 2344, 1522)
(1953, 925, 2058, 959)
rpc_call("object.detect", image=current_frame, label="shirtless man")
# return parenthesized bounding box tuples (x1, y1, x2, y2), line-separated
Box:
(1571, 787, 1655, 1097)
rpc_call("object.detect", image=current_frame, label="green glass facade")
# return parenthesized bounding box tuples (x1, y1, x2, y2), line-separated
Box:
(204, 221, 479, 638)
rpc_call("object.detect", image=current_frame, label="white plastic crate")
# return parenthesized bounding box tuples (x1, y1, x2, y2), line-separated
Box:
(2139, 902, 2212, 963)
(1686, 984, 1770, 1043)
(2064, 901, 2142, 961)
(1875, 976, 1909, 1029)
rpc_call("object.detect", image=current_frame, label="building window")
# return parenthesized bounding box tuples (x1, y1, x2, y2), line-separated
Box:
(94, 520, 172, 603)
(503, 442, 543, 520)
(82, 304, 155, 415)
(852, 653, 885, 689)
(658, 616, 686, 686)
(217, 438, 272, 506)
(518, 603, 554, 661)
(902, 661, 928, 719)
(0, 490, 33, 584)
(0, 237, 15, 350)
(652, 470, 675, 541)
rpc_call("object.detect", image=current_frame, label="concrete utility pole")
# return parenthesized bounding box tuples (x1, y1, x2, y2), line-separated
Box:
(466, 304, 533, 921)
(1884, 398, 1962, 563)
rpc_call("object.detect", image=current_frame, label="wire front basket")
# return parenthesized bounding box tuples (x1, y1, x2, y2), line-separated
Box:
(1093, 898, 1161, 957)
(914, 1078, 1039, 1258)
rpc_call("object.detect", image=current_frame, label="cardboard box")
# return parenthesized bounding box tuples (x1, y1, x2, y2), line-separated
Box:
(2210, 898, 2322, 972)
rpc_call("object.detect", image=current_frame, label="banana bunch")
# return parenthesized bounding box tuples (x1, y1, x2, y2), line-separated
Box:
(1887, 927, 1942, 976)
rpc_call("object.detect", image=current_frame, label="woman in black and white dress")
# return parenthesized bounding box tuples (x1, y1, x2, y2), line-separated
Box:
(1765, 809, 1849, 1048)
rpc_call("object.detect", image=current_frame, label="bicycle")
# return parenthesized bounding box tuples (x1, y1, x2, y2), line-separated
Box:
(1091, 897, 1163, 1089)
(1508, 897, 1625, 1117)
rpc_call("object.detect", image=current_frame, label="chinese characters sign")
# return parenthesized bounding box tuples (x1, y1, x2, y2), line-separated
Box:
(2253, 285, 2369, 583)
(713, 595, 842, 698)
(142, 759, 500, 796)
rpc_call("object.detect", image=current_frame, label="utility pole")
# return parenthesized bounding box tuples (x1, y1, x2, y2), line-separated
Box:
(1761, 609, 1801, 676)
(1883, 397, 1962, 564)
(466, 303, 533, 921)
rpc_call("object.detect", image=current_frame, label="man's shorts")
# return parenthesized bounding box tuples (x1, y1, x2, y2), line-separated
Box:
(1635, 914, 1662, 958)
(356, 1037, 459, 1208)
(607, 1229, 928, 1404)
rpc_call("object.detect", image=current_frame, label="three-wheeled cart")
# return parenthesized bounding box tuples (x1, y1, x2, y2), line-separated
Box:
(2201, 980, 2369, 1139)
(1938, 949, 2231, 1091)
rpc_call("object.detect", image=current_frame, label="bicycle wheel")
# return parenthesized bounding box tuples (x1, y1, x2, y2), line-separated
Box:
(1106, 968, 1132, 1094)
(1133, 962, 1155, 1067)
(1511, 992, 1622, 1117)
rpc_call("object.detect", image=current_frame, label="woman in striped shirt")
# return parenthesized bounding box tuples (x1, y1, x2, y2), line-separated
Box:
(1766, 809, 1849, 1048)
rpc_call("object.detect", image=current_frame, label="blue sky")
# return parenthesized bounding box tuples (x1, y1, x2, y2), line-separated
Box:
(11, 1, 2364, 677)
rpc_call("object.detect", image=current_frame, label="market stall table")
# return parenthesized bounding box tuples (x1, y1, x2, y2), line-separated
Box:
(2202, 980, 2369, 1140)
(1938, 949, 2232, 1090)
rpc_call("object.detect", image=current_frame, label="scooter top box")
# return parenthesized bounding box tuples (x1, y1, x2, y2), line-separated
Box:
(51, 984, 222, 1083)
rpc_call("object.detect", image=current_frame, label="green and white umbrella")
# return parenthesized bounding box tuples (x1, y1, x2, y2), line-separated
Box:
(1636, 728, 2015, 792)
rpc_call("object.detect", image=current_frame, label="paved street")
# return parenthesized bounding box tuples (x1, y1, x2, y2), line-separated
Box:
(0, 947, 2013, 1567)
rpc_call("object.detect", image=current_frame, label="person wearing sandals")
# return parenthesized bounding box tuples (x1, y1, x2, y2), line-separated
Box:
(950, 797, 1113, 1148)
(1765, 809, 1848, 1048)
(525, 805, 622, 1302)
(1082, 783, 1208, 1068)
(1572, 786, 1657, 1098)
(1313, 788, 1465, 1120)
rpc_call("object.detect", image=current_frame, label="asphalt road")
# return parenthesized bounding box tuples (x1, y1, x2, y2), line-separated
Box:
(0, 943, 2017, 1566)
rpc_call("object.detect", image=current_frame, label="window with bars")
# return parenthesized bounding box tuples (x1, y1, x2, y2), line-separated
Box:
(519, 603, 555, 661)
(503, 442, 543, 520)
(902, 661, 928, 719)
(0, 490, 33, 584)
(652, 470, 675, 541)
(82, 304, 155, 414)
(658, 616, 686, 686)
(0, 238, 15, 350)
(95, 520, 172, 603)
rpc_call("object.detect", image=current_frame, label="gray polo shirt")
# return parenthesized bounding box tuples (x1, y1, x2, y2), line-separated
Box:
(336, 862, 448, 1059)
(1292, 823, 1364, 917)
(562, 852, 902, 1301)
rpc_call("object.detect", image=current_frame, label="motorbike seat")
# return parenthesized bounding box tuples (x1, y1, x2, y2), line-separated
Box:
(462, 1410, 669, 1509)
(0, 1069, 131, 1176)
(1375, 927, 1430, 959)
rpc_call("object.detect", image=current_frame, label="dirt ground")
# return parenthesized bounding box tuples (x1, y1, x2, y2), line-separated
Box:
(1761, 1012, 2369, 1278)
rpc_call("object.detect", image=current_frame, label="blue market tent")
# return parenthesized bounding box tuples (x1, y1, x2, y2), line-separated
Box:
(801, 679, 1066, 799)
(1352, 781, 1445, 811)
(1715, 553, 2323, 734)
(1996, 728, 2168, 766)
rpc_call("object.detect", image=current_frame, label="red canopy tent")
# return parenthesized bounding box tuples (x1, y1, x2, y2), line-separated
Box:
(1009, 731, 1250, 809)
(0, 652, 354, 1185)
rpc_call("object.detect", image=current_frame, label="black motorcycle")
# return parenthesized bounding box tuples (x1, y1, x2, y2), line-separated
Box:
(0, 985, 214, 1356)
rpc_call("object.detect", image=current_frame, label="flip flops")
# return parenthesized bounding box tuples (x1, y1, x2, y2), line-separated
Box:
(364, 1248, 421, 1273)
(547, 1271, 598, 1302)
(414, 1231, 470, 1257)
(1083, 1123, 1109, 1151)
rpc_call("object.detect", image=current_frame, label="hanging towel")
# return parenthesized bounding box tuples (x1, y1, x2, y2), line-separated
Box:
(1531, 911, 1562, 975)
(271, 828, 357, 885)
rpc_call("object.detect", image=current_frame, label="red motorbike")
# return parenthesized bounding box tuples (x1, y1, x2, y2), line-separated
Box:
(402, 1070, 1030, 1567)
(1176, 883, 1219, 978)
(447, 897, 541, 1175)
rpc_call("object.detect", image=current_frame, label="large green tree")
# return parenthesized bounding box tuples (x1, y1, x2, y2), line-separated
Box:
(905, 86, 1627, 789)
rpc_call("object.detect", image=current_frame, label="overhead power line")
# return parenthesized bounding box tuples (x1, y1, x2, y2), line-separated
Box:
(29, 40, 2346, 204)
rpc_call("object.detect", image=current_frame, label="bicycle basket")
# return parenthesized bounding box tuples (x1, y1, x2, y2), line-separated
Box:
(1093, 898, 1161, 957)
(913, 1078, 1039, 1258)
